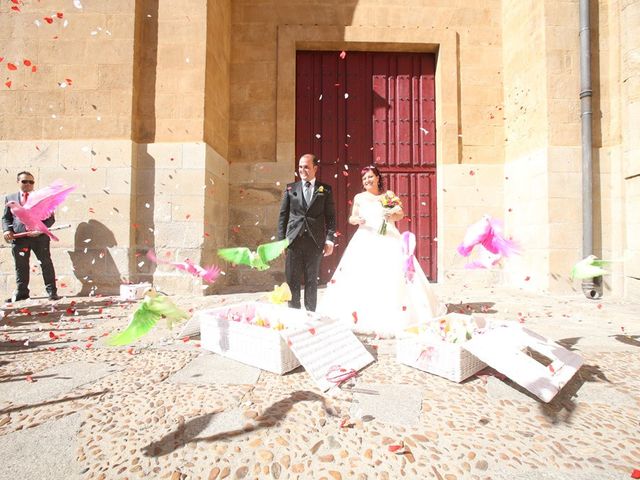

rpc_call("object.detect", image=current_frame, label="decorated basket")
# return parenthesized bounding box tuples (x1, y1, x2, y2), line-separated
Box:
(396, 313, 488, 382)
(199, 302, 315, 374)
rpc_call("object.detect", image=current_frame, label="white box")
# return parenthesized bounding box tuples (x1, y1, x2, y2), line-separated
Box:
(397, 321, 487, 383)
(396, 313, 487, 382)
(119, 283, 152, 301)
(198, 302, 306, 374)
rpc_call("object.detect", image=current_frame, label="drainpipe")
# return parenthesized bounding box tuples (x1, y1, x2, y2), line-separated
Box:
(579, 0, 602, 299)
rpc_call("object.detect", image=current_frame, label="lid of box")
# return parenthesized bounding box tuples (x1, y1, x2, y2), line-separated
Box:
(463, 322, 583, 403)
(281, 317, 375, 392)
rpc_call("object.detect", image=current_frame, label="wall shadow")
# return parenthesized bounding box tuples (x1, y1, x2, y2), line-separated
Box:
(68, 219, 122, 296)
(131, 0, 159, 143)
(131, 145, 157, 283)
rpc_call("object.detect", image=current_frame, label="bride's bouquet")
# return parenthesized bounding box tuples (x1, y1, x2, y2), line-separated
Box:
(379, 190, 402, 235)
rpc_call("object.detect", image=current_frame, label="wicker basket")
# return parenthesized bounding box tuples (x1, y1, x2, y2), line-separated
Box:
(199, 302, 303, 374)
(396, 334, 487, 383)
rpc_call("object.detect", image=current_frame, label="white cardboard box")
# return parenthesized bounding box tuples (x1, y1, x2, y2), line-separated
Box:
(119, 283, 152, 301)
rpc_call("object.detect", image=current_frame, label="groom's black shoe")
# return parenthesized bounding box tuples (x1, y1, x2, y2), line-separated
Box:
(48, 294, 61, 301)
(5, 294, 30, 302)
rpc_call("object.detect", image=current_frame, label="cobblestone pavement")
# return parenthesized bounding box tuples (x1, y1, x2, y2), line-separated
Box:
(0, 285, 639, 480)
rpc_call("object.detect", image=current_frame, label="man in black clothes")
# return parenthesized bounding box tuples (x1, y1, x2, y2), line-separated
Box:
(277, 154, 336, 311)
(3, 171, 60, 302)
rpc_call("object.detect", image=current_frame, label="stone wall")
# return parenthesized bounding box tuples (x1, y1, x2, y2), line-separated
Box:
(1, 0, 637, 297)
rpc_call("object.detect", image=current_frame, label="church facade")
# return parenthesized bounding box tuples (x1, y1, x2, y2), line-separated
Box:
(0, 0, 638, 298)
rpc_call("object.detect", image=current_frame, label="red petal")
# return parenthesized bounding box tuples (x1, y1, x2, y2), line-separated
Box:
(308, 328, 316, 335)
(0, 57, 3, 63)
(597, 304, 602, 309)
(49, 331, 58, 339)
(25, 375, 35, 383)
(48, 347, 57, 352)
(524, 276, 530, 281)
(127, 347, 134, 355)
(23, 59, 31, 66)
(56, 12, 64, 18)
(85, 342, 93, 348)
(469, 170, 475, 176)
(44, 17, 54, 23)
(7, 63, 17, 71)
(631, 469, 640, 479)
(339, 51, 346, 59)
(388, 444, 404, 453)
(351, 312, 358, 324)
(91, 167, 97, 172)
(31, 65, 37, 72)
(4, 81, 11, 88)
(287, 338, 292, 347)
(11, 5, 20, 11)
(181, 336, 189, 342)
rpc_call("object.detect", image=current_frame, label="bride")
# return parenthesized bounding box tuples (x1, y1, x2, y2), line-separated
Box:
(318, 165, 446, 337)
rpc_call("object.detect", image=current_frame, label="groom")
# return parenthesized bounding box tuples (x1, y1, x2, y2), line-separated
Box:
(277, 154, 336, 311)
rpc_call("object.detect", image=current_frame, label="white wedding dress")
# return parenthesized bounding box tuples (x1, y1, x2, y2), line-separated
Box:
(318, 192, 446, 337)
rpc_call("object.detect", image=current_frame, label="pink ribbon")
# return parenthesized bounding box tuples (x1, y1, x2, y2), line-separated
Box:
(325, 365, 358, 386)
(401, 231, 416, 282)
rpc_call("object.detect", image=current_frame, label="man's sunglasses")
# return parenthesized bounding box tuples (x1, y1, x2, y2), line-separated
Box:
(21, 180, 35, 185)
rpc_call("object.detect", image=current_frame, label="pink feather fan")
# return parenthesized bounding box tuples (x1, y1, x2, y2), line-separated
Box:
(5, 180, 76, 241)
(146, 250, 221, 283)
(457, 215, 519, 268)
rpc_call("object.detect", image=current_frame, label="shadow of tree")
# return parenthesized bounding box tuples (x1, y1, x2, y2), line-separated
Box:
(142, 390, 336, 458)
(446, 301, 496, 314)
(1, 297, 119, 327)
(556, 337, 582, 351)
(611, 334, 640, 348)
(0, 389, 108, 415)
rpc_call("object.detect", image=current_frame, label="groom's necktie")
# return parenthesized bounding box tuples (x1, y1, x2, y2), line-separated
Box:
(22, 192, 28, 205)
(304, 181, 312, 205)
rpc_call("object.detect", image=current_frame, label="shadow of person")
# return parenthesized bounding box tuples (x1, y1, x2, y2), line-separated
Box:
(142, 390, 336, 458)
(68, 220, 122, 296)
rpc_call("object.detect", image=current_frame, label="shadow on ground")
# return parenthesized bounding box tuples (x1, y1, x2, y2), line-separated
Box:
(142, 390, 338, 457)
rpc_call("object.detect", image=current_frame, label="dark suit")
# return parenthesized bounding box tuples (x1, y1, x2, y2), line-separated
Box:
(277, 180, 336, 311)
(2, 192, 57, 299)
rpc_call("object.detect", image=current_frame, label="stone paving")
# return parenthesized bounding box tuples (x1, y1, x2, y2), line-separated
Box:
(0, 285, 639, 480)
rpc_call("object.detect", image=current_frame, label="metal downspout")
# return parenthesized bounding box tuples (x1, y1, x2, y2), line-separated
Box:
(579, 0, 601, 298)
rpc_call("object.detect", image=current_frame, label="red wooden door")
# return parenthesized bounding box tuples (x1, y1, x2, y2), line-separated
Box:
(296, 51, 437, 283)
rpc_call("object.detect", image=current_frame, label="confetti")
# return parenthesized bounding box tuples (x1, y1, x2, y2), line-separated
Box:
(420, 127, 429, 135)
(344, 93, 349, 99)
(73, 0, 83, 8)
